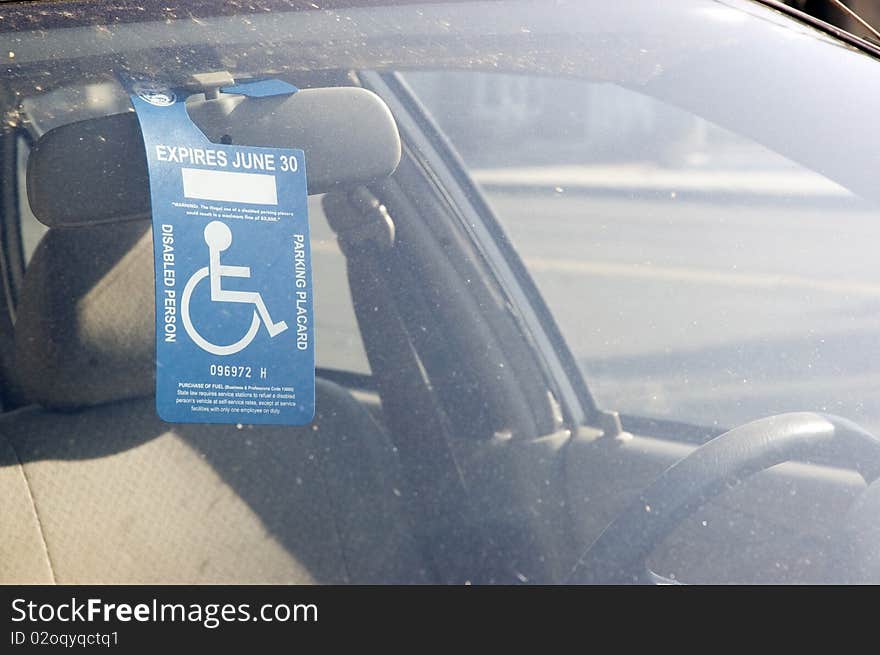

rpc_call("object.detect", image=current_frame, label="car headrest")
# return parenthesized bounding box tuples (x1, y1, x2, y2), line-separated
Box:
(26, 86, 401, 228)
(14, 220, 156, 409)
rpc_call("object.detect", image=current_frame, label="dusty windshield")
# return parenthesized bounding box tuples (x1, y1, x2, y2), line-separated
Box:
(402, 71, 880, 433)
(2, 0, 880, 587)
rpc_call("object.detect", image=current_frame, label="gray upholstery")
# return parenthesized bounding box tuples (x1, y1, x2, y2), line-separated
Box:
(3, 191, 427, 584)
(0, 384, 426, 583)
(0, 433, 53, 583)
(14, 220, 155, 409)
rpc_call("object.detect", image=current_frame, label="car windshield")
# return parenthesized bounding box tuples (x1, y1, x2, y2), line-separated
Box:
(2, 0, 880, 586)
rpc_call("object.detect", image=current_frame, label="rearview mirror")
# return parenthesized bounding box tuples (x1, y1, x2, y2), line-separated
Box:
(27, 86, 402, 228)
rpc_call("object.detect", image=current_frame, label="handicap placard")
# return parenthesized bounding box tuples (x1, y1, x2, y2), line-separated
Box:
(128, 79, 315, 425)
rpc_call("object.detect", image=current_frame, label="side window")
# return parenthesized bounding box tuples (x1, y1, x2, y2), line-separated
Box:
(402, 72, 879, 432)
(15, 93, 370, 375)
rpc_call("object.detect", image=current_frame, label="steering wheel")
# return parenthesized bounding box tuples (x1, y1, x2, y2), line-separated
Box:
(568, 412, 880, 584)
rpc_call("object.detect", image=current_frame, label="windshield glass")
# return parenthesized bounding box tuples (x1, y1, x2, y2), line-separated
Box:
(2, 0, 880, 586)
(402, 71, 880, 433)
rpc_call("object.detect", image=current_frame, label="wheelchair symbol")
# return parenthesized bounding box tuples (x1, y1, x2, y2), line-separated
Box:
(181, 220, 288, 356)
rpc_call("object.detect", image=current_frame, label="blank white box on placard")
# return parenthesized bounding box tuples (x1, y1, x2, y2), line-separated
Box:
(181, 167, 278, 205)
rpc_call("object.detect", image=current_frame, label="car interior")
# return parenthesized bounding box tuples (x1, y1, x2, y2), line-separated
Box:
(3, 0, 880, 585)
(0, 67, 574, 584)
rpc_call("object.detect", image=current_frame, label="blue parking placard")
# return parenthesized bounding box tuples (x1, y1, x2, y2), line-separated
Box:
(129, 79, 315, 425)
